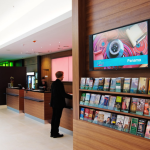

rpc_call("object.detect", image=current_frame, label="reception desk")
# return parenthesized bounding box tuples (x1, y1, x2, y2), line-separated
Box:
(6, 88, 24, 113)
(60, 97, 73, 131)
(24, 90, 52, 124)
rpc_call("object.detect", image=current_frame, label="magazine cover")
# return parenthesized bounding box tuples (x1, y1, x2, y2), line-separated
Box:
(103, 95, 110, 109)
(80, 108, 84, 120)
(145, 121, 150, 139)
(104, 78, 110, 91)
(138, 77, 148, 94)
(84, 108, 90, 121)
(115, 115, 125, 131)
(123, 116, 131, 132)
(123, 78, 131, 93)
(98, 111, 105, 125)
(110, 78, 116, 92)
(136, 98, 145, 115)
(84, 93, 90, 105)
(137, 119, 146, 137)
(130, 78, 139, 93)
(93, 78, 99, 90)
(80, 93, 86, 105)
(103, 112, 111, 127)
(94, 94, 101, 107)
(116, 77, 121, 92)
(129, 118, 138, 135)
(144, 99, 150, 116)
(98, 78, 104, 91)
(108, 96, 116, 110)
(93, 111, 99, 124)
(89, 94, 96, 106)
(121, 97, 130, 113)
(89, 78, 94, 90)
(88, 109, 95, 122)
(110, 114, 117, 128)
(115, 96, 122, 111)
(99, 95, 105, 108)
(85, 78, 90, 90)
(130, 98, 138, 113)
(80, 77, 86, 89)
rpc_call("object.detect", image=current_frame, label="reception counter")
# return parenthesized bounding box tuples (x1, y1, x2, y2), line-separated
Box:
(60, 97, 73, 131)
(6, 88, 24, 113)
(24, 90, 52, 124)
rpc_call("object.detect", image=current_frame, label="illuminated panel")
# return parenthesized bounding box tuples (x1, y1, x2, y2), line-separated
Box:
(52, 57, 69, 81)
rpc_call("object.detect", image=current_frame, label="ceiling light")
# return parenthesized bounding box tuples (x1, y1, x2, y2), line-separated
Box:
(41, 47, 42, 48)
(59, 42, 60, 43)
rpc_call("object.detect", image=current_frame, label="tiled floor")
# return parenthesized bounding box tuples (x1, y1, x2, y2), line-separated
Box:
(0, 106, 73, 150)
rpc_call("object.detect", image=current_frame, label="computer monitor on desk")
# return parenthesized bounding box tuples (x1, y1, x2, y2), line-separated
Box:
(18, 84, 22, 89)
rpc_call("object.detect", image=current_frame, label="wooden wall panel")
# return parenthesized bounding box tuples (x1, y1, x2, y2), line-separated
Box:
(72, 0, 86, 120)
(73, 119, 150, 150)
(72, 0, 150, 149)
(60, 108, 73, 131)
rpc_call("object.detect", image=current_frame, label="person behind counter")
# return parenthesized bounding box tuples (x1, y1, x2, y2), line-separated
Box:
(50, 71, 72, 138)
(39, 77, 47, 91)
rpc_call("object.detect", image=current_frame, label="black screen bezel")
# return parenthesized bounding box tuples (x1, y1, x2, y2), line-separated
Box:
(89, 19, 150, 71)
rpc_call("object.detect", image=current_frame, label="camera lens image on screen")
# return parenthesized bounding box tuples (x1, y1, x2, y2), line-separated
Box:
(93, 21, 148, 70)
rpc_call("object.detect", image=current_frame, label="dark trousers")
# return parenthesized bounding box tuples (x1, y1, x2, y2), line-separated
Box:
(51, 107, 63, 136)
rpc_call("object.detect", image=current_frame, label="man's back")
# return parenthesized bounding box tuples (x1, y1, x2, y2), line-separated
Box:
(50, 79, 66, 108)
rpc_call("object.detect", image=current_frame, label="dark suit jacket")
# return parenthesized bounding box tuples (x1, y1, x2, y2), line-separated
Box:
(50, 79, 72, 108)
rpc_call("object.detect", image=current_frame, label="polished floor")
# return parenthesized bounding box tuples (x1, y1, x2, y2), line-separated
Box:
(0, 106, 73, 150)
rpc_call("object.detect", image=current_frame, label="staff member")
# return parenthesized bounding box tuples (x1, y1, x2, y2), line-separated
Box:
(40, 77, 47, 91)
(50, 71, 72, 138)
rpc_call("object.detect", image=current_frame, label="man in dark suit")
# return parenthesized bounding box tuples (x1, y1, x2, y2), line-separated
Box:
(50, 71, 72, 138)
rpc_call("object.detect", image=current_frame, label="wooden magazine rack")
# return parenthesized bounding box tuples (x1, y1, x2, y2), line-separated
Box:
(72, 0, 150, 149)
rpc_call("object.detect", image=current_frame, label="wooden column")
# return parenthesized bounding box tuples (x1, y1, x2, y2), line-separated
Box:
(72, 0, 150, 149)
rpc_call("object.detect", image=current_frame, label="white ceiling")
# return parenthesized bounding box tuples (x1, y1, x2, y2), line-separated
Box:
(0, 0, 72, 61)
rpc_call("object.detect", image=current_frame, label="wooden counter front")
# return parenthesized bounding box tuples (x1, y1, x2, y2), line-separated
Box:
(60, 108, 73, 131)
(24, 91, 52, 123)
(6, 88, 24, 112)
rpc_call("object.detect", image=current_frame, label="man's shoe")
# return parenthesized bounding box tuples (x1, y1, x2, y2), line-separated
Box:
(53, 133, 64, 138)
(50, 134, 53, 137)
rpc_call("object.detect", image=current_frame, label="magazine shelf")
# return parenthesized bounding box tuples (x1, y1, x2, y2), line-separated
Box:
(78, 119, 150, 141)
(79, 104, 150, 120)
(79, 89, 150, 98)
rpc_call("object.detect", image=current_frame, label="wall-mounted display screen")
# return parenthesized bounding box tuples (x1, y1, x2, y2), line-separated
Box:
(89, 20, 149, 70)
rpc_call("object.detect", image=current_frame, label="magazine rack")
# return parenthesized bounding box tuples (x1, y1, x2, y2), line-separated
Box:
(72, 0, 150, 149)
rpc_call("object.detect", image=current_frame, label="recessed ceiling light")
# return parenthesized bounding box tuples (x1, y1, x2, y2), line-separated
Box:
(41, 47, 42, 48)
(49, 44, 51, 45)
(59, 42, 60, 43)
